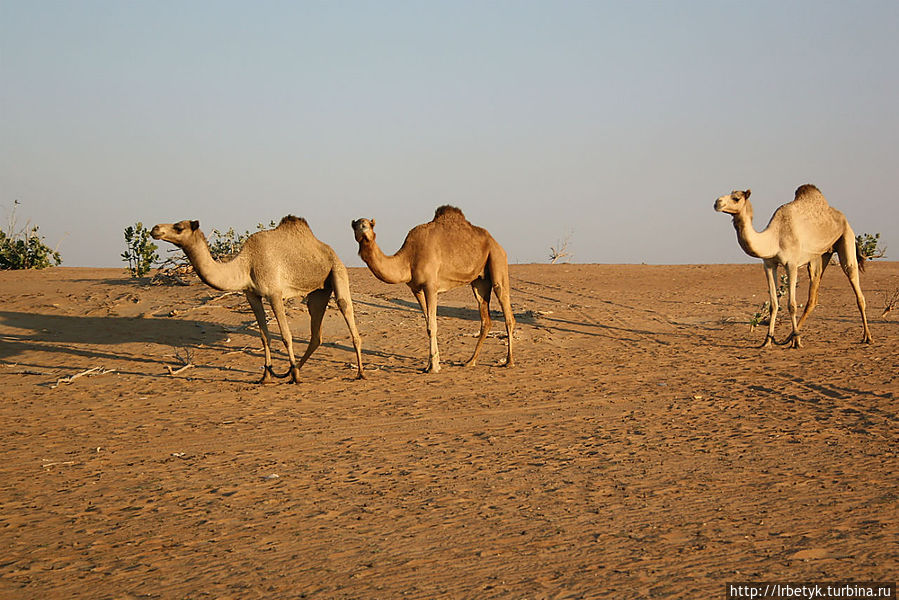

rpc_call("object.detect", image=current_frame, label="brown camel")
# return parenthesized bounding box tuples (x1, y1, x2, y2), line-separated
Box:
(151, 216, 364, 382)
(352, 206, 515, 373)
(714, 184, 872, 348)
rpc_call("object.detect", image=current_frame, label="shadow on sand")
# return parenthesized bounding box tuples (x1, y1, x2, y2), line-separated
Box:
(0, 311, 227, 362)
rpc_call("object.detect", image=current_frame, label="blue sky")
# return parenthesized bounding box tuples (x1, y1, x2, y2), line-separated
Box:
(2, 1, 897, 267)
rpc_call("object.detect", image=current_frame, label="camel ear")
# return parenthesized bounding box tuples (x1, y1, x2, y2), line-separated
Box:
(190, 220, 200, 231)
(370, 219, 375, 229)
(743, 189, 751, 199)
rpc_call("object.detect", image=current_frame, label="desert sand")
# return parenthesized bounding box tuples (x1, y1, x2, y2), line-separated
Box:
(1, 263, 896, 599)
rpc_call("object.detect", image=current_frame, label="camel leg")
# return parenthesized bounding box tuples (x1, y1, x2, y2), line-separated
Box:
(465, 277, 492, 367)
(417, 286, 441, 374)
(796, 252, 829, 332)
(246, 291, 277, 383)
(268, 294, 300, 383)
(330, 269, 365, 379)
(836, 234, 872, 343)
(412, 289, 431, 372)
(761, 261, 779, 348)
(491, 265, 516, 367)
(784, 263, 802, 348)
(295, 287, 329, 376)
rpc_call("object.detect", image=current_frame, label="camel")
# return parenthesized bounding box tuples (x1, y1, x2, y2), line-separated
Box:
(151, 216, 364, 382)
(352, 205, 515, 373)
(714, 184, 872, 348)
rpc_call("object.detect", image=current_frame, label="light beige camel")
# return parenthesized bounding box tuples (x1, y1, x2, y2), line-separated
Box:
(714, 184, 872, 348)
(151, 216, 364, 382)
(352, 205, 515, 373)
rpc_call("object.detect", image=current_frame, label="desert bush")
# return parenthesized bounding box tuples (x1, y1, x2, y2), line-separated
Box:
(122, 222, 159, 278)
(208, 221, 278, 260)
(0, 201, 62, 269)
(856, 232, 885, 260)
(208, 227, 252, 261)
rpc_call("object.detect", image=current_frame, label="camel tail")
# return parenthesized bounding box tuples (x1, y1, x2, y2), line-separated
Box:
(856, 240, 866, 273)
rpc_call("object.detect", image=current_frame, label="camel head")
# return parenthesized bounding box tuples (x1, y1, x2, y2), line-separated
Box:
(351, 218, 376, 244)
(714, 189, 751, 215)
(150, 220, 201, 248)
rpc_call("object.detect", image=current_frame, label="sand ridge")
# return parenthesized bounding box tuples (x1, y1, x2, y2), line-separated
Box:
(1, 264, 896, 598)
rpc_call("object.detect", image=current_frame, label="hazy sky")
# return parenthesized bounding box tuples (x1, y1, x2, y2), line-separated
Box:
(2, 1, 897, 267)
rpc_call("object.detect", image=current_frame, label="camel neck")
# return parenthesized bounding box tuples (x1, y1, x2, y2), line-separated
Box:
(732, 202, 778, 260)
(181, 237, 251, 291)
(358, 239, 411, 284)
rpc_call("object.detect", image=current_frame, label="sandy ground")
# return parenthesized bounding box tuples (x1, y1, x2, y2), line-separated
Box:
(1, 263, 896, 599)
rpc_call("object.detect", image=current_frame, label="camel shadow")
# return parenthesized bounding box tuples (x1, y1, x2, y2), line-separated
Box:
(0, 311, 228, 362)
(354, 297, 480, 321)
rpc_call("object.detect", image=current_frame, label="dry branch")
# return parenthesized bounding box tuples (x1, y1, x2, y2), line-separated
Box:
(883, 288, 899, 319)
(165, 346, 195, 376)
(51, 366, 115, 388)
(166, 363, 194, 376)
(549, 234, 572, 264)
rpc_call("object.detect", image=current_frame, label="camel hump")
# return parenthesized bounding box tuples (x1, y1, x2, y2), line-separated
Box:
(794, 184, 826, 202)
(432, 205, 467, 222)
(277, 215, 311, 229)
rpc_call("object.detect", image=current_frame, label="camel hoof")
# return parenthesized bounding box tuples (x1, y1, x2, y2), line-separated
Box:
(258, 367, 277, 384)
(862, 335, 873, 344)
(759, 336, 774, 349)
(788, 335, 802, 349)
(355, 370, 366, 380)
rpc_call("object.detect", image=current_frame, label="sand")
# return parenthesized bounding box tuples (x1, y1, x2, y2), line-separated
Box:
(1, 263, 896, 599)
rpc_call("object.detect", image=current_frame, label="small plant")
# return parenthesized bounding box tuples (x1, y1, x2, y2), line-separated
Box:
(122, 222, 159, 278)
(856, 232, 886, 261)
(749, 273, 789, 331)
(0, 200, 62, 270)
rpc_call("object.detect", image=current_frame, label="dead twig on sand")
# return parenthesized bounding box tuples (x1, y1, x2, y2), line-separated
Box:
(166, 363, 194, 376)
(882, 288, 899, 319)
(166, 346, 194, 377)
(223, 345, 254, 356)
(51, 366, 115, 388)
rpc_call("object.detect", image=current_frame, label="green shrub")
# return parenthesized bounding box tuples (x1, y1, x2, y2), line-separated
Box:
(208, 221, 277, 261)
(0, 201, 62, 269)
(122, 222, 159, 278)
(208, 227, 252, 261)
(856, 232, 885, 260)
